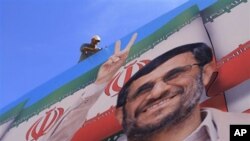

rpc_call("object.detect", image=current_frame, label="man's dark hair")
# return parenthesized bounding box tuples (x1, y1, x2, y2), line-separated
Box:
(116, 42, 213, 108)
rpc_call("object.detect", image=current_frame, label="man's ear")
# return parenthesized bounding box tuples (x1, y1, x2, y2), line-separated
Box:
(115, 107, 123, 125)
(202, 60, 217, 86)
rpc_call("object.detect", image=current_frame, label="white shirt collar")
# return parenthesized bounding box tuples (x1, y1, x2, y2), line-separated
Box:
(185, 109, 218, 141)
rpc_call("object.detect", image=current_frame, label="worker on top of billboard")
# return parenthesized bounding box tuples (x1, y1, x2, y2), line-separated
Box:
(115, 43, 250, 141)
(78, 35, 102, 63)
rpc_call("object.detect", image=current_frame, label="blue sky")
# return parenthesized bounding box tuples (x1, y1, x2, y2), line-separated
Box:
(0, 0, 188, 109)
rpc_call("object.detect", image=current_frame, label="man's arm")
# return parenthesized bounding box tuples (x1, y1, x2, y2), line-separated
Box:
(83, 47, 100, 52)
(43, 83, 107, 141)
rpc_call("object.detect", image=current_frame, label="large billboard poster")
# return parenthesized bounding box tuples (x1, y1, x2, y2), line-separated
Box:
(0, 0, 250, 141)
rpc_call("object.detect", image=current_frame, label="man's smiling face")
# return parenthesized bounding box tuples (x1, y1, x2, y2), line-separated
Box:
(122, 52, 205, 138)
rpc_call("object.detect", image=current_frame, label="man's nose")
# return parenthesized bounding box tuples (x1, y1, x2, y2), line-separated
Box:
(146, 81, 170, 100)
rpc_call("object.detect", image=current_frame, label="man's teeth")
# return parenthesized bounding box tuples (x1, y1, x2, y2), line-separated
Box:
(147, 97, 171, 111)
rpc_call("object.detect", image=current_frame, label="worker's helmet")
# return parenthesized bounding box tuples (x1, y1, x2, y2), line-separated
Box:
(92, 35, 101, 42)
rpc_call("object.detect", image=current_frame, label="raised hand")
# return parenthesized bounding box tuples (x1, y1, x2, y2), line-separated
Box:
(95, 33, 138, 85)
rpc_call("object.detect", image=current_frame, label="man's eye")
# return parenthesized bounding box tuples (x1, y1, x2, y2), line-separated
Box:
(133, 83, 154, 99)
(164, 68, 186, 82)
(165, 72, 182, 81)
(138, 88, 151, 95)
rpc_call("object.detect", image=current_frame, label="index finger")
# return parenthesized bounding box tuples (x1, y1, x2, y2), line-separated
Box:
(114, 40, 121, 55)
(123, 32, 138, 52)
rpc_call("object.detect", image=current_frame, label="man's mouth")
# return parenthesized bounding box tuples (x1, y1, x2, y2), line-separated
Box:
(134, 88, 184, 118)
(135, 93, 178, 116)
(145, 94, 177, 112)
